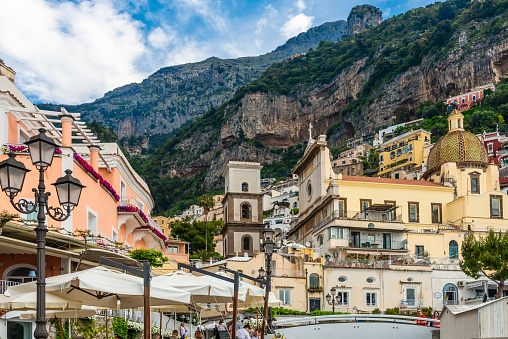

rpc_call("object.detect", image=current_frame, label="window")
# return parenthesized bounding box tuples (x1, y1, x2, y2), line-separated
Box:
(307, 181, 312, 199)
(293, 202, 298, 208)
(449, 240, 458, 259)
(167, 246, 179, 253)
(471, 176, 480, 194)
(380, 155, 384, 162)
(162, 228, 165, 234)
(243, 236, 251, 251)
(396, 149, 402, 157)
(473, 95, 476, 100)
(6, 266, 37, 283)
(87, 209, 98, 234)
(488, 143, 493, 153)
(390, 152, 395, 160)
(336, 291, 349, 306)
(360, 199, 372, 212)
(415, 245, 425, 258)
(367, 234, 375, 243)
(309, 274, 319, 289)
(431, 203, 442, 224)
(366, 277, 376, 284)
(317, 234, 323, 245)
(409, 144, 413, 151)
(490, 195, 503, 218)
(462, 98, 465, 103)
(366, 292, 377, 307)
(328, 227, 349, 240)
(242, 182, 248, 192)
(402, 146, 408, 154)
(395, 173, 400, 179)
(408, 202, 419, 222)
(338, 276, 348, 283)
(339, 198, 347, 217)
(241, 204, 250, 219)
(278, 289, 291, 305)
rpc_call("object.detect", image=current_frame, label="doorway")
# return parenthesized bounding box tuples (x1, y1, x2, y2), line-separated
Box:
(351, 231, 360, 248)
(309, 298, 321, 312)
(404, 286, 417, 307)
(7, 321, 32, 339)
(382, 233, 391, 249)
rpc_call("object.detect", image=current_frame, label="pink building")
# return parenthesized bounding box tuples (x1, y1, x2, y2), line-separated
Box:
(0, 64, 186, 290)
(445, 84, 496, 111)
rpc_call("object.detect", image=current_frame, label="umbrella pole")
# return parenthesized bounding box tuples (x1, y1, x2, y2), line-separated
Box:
(105, 311, 108, 339)
(232, 272, 239, 339)
(256, 310, 259, 332)
(59, 318, 64, 339)
(143, 261, 151, 339)
(160, 311, 162, 339)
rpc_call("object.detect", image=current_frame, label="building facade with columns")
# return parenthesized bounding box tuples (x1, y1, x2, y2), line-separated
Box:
(0, 67, 180, 295)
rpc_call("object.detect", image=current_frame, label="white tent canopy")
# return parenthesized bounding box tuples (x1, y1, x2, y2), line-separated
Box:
(153, 270, 238, 304)
(5, 266, 191, 309)
(18, 306, 97, 319)
(0, 292, 82, 311)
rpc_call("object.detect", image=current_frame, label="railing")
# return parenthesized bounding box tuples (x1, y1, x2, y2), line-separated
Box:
(324, 256, 431, 268)
(119, 196, 144, 210)
(271, 269, 305, 278)
(443, 300, 459, 305)
(273, 314, 440, 327)
(314, 209, 402, 231)
(1, 280, 20, 294)
(348, 239, 407, 250)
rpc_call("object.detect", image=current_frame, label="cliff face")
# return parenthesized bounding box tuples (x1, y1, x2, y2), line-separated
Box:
(347, 5, 383, 36)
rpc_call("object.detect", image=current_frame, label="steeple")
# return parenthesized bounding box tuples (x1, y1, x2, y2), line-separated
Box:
(447, 109, 465, 132)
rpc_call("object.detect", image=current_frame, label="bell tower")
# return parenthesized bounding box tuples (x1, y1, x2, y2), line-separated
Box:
(221, 161, 265, 258)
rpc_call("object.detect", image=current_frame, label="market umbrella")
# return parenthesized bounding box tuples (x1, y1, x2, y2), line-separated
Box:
(5, 266, 191, 309)
(153, 270, 239, 304)
(18, 306, 97, 319)
(0, 292, 82, 311)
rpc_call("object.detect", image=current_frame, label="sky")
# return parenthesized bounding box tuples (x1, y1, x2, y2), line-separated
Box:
(0, 0, 436, 105)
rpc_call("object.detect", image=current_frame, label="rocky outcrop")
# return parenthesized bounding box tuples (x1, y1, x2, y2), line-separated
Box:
(347, 5, 382, 36)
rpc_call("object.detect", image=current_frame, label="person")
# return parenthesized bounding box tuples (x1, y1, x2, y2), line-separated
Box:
(430, 310, 440, 327)
(170, 330, 179, 339)
(195, 330, 203, 339)
(213, 324, 219, 339)
(251, 330, 259, 339)
(152, 334, 161, 339)
(416, 308, 427, 326)
(236, 324, 251, 339)
(218, 320, 227, 331)
(180, 322, 187, 338)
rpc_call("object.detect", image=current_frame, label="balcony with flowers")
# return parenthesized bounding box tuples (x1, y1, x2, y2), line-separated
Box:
(73, 153, 119, 201)
(2, 143, 62, 155)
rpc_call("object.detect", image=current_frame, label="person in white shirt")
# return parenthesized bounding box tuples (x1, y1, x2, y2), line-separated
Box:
(236, 324, 251, 339)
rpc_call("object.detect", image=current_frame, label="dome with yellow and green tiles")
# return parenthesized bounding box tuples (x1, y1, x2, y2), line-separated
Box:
(426, 127, 488, 172)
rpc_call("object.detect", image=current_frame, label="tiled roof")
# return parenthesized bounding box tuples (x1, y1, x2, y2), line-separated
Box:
(340, 175, 446, 187)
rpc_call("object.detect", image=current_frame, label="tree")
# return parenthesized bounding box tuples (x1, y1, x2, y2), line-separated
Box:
(197, 194, 215, 253)
(129, 249, 169, 267)
(460, 230, 508, 299)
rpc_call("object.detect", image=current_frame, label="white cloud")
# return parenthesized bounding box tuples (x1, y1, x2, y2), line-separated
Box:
(178, 0, 229, 33)
(296, 0, 306, 12)
(0, 0, 147, 104)
(255, 4, 277, 35)
(280, 13, 314, 39)
(148, 27, 176, 49)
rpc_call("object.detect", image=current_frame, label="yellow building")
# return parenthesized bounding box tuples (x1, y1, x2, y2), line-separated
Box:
(378, 129, 431, 178)
(289, 111, 508, 311)
(152, 216, 172, 236)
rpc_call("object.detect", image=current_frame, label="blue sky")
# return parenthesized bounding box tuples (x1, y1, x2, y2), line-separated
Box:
(0, 0, 436, 104)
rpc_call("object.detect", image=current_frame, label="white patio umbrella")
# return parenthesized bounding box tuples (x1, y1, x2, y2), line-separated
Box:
(0, 292, 82, 310)
(153, 270, 239, 304)
(5, 266, 191, 309)
(18, 306, 97, 319)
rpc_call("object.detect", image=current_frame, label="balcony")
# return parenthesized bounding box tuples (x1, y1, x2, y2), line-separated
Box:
(348, 239, 407, 250)
(314, 205, 402, 232)
(443, 300, 459, 305)
(120, 196, 144, 211)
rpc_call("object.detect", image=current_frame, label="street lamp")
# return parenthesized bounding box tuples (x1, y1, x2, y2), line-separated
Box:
(0, 129, 85, 339)
(325, 287, 342, 315)
(260, 226, 282, 339)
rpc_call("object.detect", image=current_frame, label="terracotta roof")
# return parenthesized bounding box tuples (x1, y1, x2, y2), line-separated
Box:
(340, 175, 446, 187)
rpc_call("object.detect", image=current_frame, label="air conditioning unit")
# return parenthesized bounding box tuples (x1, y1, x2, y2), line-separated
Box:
(458, 281, 465, 287)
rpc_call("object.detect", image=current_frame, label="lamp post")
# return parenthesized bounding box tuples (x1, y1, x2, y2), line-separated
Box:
(325, 287, 342, 315)
(260, 226, 281, 339)
(0, 129, 85, 339)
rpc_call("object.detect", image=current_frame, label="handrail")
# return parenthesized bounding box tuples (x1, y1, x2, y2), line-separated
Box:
(273, 314, 440, 326)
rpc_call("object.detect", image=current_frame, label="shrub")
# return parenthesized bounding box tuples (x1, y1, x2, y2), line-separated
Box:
(384, 307, 400, 315)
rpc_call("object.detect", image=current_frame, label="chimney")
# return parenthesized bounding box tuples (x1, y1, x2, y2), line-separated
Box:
(88, 146, 100, 172)
(60, 116, 73, 147)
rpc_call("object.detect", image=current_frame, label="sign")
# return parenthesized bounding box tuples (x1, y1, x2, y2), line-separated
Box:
(218, 330, 231, 339)
(433, 292, 442, 299)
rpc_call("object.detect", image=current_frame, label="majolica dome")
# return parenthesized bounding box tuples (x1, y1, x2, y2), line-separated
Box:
(427, 130, 489, 171)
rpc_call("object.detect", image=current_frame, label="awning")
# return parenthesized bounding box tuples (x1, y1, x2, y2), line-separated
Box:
(70, 248, 140, 267)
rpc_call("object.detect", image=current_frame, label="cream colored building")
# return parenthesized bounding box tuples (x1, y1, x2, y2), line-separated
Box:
(289, 111, 508, 311)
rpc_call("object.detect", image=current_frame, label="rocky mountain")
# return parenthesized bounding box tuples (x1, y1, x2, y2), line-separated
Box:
(347, 4, 382, 35)
(39, 20, 350, 139)
(140, 0, 508, 215)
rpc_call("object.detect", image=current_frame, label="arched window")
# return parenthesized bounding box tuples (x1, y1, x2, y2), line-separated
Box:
(241, 203, 250, 219)
(443, 283, 458, 304)
(309, 273, 319, 289)
(449, 240, 458, 259)
(317, 234, 323, 245)
(242, 182, 248, 192)
(6, 266, 37, 283)
(243, 236, 251, 251)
